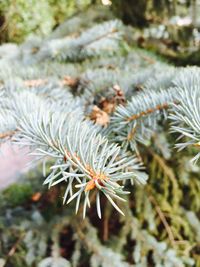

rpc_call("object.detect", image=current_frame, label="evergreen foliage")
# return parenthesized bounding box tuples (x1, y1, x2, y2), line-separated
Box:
(0, 9, 200, 267)
(0, 0, 93, 43)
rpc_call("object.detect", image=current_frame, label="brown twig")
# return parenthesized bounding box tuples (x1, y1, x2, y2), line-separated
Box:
(127, 125, 137, 141)
(80, 28, 118, 49)
(0, 130, 16, 139)
(148, 194, 176, 246)
(103, 200, 111, 242)
(126, 103, 169, 122)
(148, 194, 189, 249)
(3, 233, 25, 267)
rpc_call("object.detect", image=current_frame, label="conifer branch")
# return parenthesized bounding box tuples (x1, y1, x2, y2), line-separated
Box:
(170, 67, 200, 163)
(109, 88, 177, 150)
(126, 102, 169, 122)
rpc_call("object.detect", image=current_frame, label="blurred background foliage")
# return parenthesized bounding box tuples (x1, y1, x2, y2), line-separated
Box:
(1, 0, 200, 65)
(0, 0, 92, 43)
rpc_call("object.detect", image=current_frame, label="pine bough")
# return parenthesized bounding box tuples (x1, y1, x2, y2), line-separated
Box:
(0, 19, 200, 220)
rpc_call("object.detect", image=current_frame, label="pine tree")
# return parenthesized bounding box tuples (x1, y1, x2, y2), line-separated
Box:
(0, 11, 199, 267)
